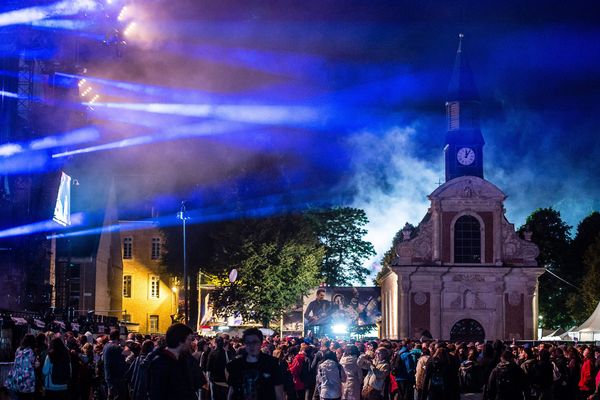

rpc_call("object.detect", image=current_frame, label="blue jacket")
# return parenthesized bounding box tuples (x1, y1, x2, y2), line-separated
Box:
(392, 347, 416, 382)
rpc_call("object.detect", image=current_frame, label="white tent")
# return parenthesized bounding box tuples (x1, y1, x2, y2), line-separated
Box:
(540, 327, 571, 341)
(573, 301, 600, 341)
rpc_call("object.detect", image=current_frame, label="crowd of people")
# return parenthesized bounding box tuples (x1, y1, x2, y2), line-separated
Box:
(3, 323, 600, 400)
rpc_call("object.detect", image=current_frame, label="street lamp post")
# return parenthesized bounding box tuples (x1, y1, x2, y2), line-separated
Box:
(177, 202, 190, 326)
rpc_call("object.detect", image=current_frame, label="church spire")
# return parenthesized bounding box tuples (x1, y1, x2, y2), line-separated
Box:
(444, 34, 485, 182)
(447, 33, 480, 102)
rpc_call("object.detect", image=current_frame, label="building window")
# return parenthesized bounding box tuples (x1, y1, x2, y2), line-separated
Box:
(454, 215, 481, 263)
(150, 275, 160, 298)
(123, 237, 133, 259)
(149, 315, 159, 332)
(123, 275, 132, 298)
(151, 237, 161, 260)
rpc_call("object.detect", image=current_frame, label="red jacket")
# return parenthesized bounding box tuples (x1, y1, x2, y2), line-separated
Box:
(579, 359, 595, 392)
(289, 352, 306, 390)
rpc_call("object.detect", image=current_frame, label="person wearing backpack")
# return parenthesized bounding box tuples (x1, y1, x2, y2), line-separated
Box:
(458, 349, 483, 396)
(42, 337, 72, 399)
(486, 350, 524, 400)
(521, 346, 542, 400)
(316, 350, 346, 400)
(339, 345, 362, 400)
(422, 347, 455, 400)
(301, 345, 317, 400)
(289, 344, 307, 399)
(391, 344, 416, 400)
(358, 347, 390, 400)
(4, 334, 37, 399)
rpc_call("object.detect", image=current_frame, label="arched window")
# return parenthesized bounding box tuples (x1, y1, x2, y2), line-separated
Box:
(454, 215, 481, 263)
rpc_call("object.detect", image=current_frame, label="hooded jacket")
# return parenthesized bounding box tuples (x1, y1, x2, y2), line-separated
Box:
(486, 360, 525, 400)
(316, 359, 346, 399)
(340, 355, 362, 400)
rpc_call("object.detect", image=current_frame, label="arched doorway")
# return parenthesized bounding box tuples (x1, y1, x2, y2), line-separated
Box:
(450, 319, 485, 342)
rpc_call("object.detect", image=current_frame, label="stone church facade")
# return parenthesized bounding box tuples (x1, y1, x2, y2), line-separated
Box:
(380, 37, 544, 341)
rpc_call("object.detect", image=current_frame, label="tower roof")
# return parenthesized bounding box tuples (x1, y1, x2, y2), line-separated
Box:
(447, 34, 480, 102)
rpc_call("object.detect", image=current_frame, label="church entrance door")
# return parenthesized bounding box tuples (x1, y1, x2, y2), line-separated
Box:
(450, 319, 485, 342)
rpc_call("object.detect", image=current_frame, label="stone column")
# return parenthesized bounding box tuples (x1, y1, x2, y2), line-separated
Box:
(430, 282, 442, 339)
(495, 282, 505, 339)
(398, 276, 410, 338)
(493, 203, 503, 264)
(432, 201, 441, 261)
(525, 283, 536, 339)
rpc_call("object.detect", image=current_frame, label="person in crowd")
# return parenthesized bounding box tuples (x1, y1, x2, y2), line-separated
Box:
(129, 339, 155, 400)
(34, 333, 48, 400)
(302, 344, 318, 400)
(458, 348, 483, 398)
(421, 347, 457, 400)
(414, 347, 430, 400)
(207, 334, 236, 400)
(80, 342, 95, 400)
(316, 350, 346, 400)
(339, 345, 362, 400)
(103, 329, 128, 400)
(273, 347, 297, 400)
(486, 350, 525, 400)
(226, 327, 285, 400)
(521, 345, 541, 400)
(580, 347, 597, 399)
(391, 342, 416, 400)
(4, 334, 37, 399)
(358, 346, 389, 400)
(43, 337, 72, 400)
(289, 344, 308, 400)
(148, 323, 197, 400)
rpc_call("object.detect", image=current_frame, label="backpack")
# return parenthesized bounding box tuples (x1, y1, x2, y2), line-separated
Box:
(428, 363, 445, 393)
(300, 357, 313, 385)
(51, 358, 71, 385)
(459, 362, 481, 393)
(496, 366, 515, 398)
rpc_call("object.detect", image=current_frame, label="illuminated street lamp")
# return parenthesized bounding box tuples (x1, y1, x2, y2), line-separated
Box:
(177, 202, 190, 326)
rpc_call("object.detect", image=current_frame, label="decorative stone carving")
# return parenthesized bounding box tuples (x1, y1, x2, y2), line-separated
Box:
(501, 219, 539, 265)
(464, 290, 486, 309)
(508, 291, 521, 306)
(395, 215, 433, 264)
(429, 176, 505, 201)
(452, 274, 485, 282)
(450, 295, 462, 308)
(414, 292, 427, 306)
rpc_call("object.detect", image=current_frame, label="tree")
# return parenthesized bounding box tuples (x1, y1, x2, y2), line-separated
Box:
(571, 212, 600, 282)
(375, 223, 416, 286)
(579, 235, 600, 318)
(306, 207, 376, 286)
(208, 215, 323, 327)
(565, 212, 600, 323)
(518, 208, 572, 329)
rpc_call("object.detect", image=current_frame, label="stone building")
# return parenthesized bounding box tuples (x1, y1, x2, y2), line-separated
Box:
(380, 37, 544, 341)
(120, 221, 176, 334)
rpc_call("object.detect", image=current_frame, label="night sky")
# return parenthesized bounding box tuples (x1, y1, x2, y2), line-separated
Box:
(5, 0, 600, 272)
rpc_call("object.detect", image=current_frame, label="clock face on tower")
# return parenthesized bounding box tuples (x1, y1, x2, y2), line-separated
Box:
(457, 147, 475, 166)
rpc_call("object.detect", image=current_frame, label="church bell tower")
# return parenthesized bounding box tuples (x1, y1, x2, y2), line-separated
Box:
(444, 34, 485, 182)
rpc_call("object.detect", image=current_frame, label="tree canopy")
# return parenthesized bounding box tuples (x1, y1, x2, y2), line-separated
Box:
(207, 215, 323, 327)
(518, 208, 573, 329)
(375, 222, 416, 286)
(306, 207, 375, 286)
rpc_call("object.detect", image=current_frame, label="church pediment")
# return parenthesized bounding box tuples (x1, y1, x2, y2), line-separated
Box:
(428, 176, 505, 202)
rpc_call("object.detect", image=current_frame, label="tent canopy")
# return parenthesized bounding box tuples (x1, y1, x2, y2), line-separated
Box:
(576, 301, 600, 333)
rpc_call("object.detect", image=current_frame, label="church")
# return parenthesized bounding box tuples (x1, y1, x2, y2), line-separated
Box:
(380, 36, 544, 341)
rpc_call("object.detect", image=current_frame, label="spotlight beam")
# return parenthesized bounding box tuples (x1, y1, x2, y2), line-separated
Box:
(51, 120, 245, 158)
(0, 0, 98, 27)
